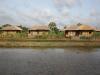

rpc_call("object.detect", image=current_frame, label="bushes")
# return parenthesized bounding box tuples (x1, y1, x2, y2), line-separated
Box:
(16, 32, 28, 38)
(32, 35, 48, 39)
(94, 32, 100, 37)
(2, 31, 100, 40)
(47, 31, 65, 39)
(80, 36, 93, 40)
(93, 32, 100, 40)
(0, 31, 66, 40)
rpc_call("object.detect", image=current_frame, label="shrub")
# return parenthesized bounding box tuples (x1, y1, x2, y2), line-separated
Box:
(80, 36, 91, 40)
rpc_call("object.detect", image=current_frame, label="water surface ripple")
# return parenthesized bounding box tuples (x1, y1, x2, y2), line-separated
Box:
(0, 48, 100, 75)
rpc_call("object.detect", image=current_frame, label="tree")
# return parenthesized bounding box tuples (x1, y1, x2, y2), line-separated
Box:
(77, 23, 82, 26)
(48, 22, 59, 34)
(2, 24, 11, 27)
(17, 25, 28, 38)
(18, 25, 28, 33)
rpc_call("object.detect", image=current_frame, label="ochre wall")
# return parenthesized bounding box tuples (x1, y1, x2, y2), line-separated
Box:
(80, 32, 93, 37)
(65, 31, 76, 37)
(65, 31, 94, 38)
(28, 31, 49, 38)
(0, 31, 21, 38)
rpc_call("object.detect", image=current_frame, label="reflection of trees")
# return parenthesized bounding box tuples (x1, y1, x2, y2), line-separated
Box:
(63, 47, 96, 53)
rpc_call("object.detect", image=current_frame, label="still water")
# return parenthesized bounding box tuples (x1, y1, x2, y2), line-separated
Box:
(0, 47, 100, 75)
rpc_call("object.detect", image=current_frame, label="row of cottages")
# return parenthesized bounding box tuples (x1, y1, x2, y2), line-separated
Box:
(0, 25, 50, 38)
(0, 25, 22, 37)
(28, 25, 50, 38)
(0, 24, 100, 38)
(64, 25, 95, 38)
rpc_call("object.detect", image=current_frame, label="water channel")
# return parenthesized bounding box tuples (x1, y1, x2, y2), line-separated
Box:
(0, 47, 100, 75)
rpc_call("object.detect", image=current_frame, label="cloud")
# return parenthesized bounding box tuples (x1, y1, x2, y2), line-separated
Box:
(73, 15, 100, 26)
(52, 0, 82, 23)
(0, 0, 55, 25)
(90, 9, 100, 17)
(19, 8, 54, 24)
(0, 0, 82, 26)
(80, 18, 96, 24)
(0, 4, 54, 25)
(0, 7, 19, 24)
(53, 0, 82, 9)
(0, 0, 99, 27)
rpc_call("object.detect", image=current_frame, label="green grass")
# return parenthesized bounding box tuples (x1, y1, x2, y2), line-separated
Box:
(0, 31, 100, 40)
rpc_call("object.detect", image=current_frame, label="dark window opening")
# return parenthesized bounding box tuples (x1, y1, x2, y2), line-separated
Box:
(75, 31, 80, 36)
(66, 31, 68, 35)
(89, 32, 92, 34)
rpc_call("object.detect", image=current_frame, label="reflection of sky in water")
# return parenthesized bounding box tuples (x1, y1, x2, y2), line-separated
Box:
(0, 48, 99, 75)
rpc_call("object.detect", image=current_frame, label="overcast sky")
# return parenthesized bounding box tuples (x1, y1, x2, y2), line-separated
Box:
(0, 0, 100, 27)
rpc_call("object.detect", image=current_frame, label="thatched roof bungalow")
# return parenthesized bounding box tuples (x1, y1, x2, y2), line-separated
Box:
(0, 25, 22, 37)
(65, 24, 95, 38)
(28, 25, 50, 38)
(64, 25, 79, 37)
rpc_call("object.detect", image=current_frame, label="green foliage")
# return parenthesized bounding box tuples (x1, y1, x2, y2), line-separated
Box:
(94, 32, 100, 37)
(33, 35, 48, 39)
(48, 22, 59, 34)
(2, 24, 11, 27)
(48, 25, 65, 39)
(80, 36, 91, 40)
(18, 25, 28, 33)
(77, 23, 82, 26)
(48, 22, 56, 31)
(59, 31, 64, 36)
(48, 31, 65, 39)
(16, 32, 28, 38)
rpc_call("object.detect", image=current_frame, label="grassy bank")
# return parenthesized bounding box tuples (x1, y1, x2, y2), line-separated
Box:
(0, 39, 100, 48)
(0, 31, 100, 47)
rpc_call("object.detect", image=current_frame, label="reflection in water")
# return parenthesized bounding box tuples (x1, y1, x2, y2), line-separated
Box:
(0, 48, 100, 75)
(64, 47, 97, 53)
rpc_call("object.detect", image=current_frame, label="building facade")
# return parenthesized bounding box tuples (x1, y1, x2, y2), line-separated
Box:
(28, 25, 49, 38)
(65, 25, 95, 39)
(0, 25, 22, 37)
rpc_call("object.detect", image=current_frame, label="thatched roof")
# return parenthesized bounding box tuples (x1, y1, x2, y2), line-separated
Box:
(64, 25, 79, 30)
(29, 25, 49, 31)
(96, 28, 100, 32)
(65, 24, 95, 31)
(78, 25, 95, 30)
(1, 25, 22, 31)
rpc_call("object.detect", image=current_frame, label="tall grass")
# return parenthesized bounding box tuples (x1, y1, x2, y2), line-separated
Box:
(0, 31, 100, 40)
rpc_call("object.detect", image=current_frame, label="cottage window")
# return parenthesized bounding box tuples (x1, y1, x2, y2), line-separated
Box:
(89, 32, 91, 34)
(37, 31, 39, 34)
(80, 32, 82, 35)
(66, 31, 68, 35)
